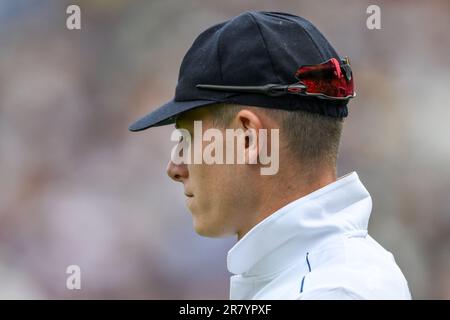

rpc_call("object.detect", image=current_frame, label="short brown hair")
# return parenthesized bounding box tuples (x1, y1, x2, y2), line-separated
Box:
(209, 103, 344, 168)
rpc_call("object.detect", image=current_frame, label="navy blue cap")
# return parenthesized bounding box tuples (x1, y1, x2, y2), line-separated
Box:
(129, 11, 349, 132)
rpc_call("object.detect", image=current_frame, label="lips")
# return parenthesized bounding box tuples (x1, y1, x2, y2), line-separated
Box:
(185, 192, 194, 208)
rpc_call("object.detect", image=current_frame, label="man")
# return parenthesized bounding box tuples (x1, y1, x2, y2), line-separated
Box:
(129, 11, 411, 299)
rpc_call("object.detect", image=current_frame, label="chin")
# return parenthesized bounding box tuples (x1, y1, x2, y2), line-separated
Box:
(193, 219, 231, 238)
(193, 223, 219, 238)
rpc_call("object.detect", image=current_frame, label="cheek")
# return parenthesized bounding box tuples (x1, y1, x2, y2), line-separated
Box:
(210, 165, 243, 207)
(191, 165, 234, 206)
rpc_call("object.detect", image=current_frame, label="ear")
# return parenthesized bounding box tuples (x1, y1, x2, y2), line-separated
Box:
(235, 109, 263, 165)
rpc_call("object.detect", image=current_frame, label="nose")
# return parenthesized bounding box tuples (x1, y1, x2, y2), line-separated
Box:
(166, 160, 189, 182)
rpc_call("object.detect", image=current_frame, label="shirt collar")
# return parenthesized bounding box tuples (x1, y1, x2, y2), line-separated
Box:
(227, 171, 372, 276)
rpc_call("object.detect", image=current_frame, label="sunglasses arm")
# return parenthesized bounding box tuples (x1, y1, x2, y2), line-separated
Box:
(196, 83, 307, 97)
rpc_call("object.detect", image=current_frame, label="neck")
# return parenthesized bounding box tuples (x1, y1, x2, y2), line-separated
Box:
(236, 166, 337, 240)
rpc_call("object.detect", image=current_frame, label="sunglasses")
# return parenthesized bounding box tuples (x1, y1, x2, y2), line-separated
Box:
(196, 57, 355, 101)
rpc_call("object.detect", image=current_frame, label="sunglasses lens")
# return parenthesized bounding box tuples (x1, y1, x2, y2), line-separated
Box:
(295, 58, 354, 99)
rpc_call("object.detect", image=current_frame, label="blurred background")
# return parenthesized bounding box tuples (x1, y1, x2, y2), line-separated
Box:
(0, 0, 449, 299)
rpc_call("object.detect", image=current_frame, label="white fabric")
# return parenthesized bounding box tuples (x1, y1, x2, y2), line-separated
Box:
(227, 172, 411, 300)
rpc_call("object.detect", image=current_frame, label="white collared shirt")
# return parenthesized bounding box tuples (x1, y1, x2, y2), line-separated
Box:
(227, 172, 412, 300)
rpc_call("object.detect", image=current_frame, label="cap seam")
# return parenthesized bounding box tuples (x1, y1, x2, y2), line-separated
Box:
(296, 23, 326, 61)
(279, 14, 326, 61)
(216, 25, 225, 84)
(247, 12, 282, 84)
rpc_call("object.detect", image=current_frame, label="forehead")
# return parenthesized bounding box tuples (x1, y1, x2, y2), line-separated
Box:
(175, 106, 212, 129)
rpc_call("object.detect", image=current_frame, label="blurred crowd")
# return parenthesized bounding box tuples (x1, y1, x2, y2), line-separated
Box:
(0, 0, 449, 299)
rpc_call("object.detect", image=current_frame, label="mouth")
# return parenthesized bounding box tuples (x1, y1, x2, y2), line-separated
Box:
(184, 192, 194, 208)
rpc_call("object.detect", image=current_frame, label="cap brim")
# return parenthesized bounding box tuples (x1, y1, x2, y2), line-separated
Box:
(128, 98, 219, 132)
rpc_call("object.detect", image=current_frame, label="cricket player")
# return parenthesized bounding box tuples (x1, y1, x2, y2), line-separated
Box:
(129, 11, 411, 299)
